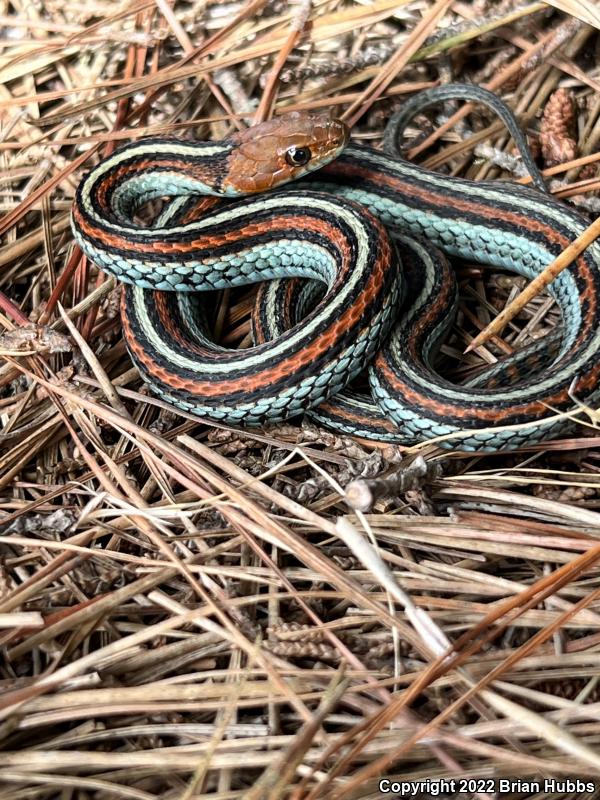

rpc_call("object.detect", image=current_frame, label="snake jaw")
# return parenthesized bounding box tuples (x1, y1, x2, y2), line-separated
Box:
(222, 112, 349, 194)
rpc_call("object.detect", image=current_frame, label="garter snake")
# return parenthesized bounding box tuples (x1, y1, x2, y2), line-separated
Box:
(72, 86, 600, 452)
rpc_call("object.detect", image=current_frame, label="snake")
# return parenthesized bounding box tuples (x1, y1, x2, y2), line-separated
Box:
(71, 85, 600, 452)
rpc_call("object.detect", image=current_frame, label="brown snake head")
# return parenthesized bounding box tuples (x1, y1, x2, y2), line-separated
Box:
(222, 112, 349, 194)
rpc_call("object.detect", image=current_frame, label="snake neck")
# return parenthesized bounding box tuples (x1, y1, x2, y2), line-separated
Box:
(74, 138, 236, 231)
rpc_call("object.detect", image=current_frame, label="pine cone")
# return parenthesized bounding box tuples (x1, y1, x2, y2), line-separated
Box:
(540, 88, 577, 167)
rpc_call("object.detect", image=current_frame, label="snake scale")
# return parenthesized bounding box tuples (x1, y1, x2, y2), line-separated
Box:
(71, 85, 600, 452)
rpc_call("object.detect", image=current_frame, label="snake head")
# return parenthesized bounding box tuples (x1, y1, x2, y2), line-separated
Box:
(221, 112, 349, 194)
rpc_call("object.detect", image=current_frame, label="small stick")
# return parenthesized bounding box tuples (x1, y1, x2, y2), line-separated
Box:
(465, 216, 600, 353)
(0, 291, 28, 326)
(344, 456, 443, 512)
(254, 0, 311, 124)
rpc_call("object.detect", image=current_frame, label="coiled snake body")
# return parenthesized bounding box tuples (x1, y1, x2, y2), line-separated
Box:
(72, 88, 600, 452)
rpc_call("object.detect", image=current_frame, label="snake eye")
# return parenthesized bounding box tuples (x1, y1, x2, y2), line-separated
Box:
(285, 146, 312, 167)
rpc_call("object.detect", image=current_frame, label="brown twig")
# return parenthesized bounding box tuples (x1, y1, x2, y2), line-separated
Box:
(466, 217, 600, 353)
